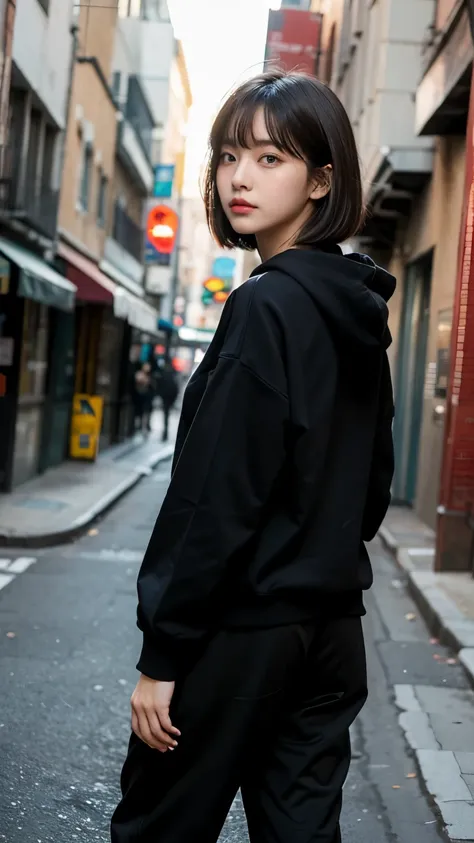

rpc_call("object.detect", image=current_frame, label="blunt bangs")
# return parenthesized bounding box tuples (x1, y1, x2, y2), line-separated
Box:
(204, 70, 365, 251)
(211, 82, 306, 163)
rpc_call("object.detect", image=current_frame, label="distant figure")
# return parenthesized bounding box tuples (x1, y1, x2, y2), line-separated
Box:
(154, 360, 179, 442)
(133, 362, 153, 434)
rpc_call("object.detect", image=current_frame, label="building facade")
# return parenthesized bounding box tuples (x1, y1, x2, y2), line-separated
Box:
(114, 0, 192, 323)
(58, 0, 158, 452)
(313, 0, 474, 570)
(0, 0, 77, 490)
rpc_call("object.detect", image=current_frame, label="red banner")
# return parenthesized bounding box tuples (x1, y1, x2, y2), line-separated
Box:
(265, 9, 323, 77)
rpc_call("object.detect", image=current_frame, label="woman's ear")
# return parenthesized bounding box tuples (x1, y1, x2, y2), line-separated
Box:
(310, 164, 333, 201)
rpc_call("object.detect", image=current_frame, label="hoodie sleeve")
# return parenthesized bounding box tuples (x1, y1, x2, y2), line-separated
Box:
(136, 300, 289, 681)
(362, 352, 395, 542)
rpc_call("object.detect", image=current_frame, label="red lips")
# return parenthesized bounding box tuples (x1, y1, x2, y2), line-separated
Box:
(229, 198, 256, 208)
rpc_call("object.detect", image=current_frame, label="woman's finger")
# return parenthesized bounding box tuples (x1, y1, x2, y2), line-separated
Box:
(146, 709, 178, 748)
(159, 707, 181, 738)
(136, 709, 168, 752)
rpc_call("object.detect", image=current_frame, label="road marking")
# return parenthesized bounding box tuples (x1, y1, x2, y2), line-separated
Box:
(0, 557, 37, 590)
(76, 549, 143, 563)
(0, 573, 15, 591)
(7, 557, 37, 574)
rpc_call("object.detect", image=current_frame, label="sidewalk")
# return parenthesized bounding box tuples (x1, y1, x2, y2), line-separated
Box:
(379, 508, 474, 840)
(379, 508, 474, 685)
(0, 410, 178, 547)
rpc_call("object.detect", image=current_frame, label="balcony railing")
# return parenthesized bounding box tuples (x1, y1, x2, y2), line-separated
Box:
(112, 202, 144, 263)
(125, 75, 154, 162)
(0, 146, 59, 240)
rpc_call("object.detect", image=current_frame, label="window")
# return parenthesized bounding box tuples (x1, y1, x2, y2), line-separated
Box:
(112, 71, 122, 102)
(42, 125, 56, 188)
(79, 141, 93, 211)
(119, 0, 169, 20)
(97, 171, 108, 227)
(19, 301, 49, 399)
(118, 0, 142, 16)
(141, 0, 170, 19)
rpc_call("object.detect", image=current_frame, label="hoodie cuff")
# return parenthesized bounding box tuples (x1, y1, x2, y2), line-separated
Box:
(136, 634, 179, 682)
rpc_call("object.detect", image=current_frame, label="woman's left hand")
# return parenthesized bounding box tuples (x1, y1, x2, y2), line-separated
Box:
(131, 675, 181, 752)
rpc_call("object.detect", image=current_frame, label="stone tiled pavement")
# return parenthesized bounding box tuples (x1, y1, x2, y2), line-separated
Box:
(381, 507, 474, 840)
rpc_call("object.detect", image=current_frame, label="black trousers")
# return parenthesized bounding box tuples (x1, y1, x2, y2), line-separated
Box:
(161, 398, 175, 442)
(110, 616, 367, 843)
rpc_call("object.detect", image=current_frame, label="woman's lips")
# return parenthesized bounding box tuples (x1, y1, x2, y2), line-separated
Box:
(230, 203, 256, 215)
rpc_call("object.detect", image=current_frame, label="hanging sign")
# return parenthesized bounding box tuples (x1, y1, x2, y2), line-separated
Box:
(145, 204, 179, 266)
(203, 277, 226, 293)
(153, 164, 175, 199)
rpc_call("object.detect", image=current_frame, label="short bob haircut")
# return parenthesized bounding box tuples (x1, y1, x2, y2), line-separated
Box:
(204, 70, 365, 251)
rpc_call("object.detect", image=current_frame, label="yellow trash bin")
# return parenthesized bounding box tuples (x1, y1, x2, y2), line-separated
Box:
(70, 394, 104, 461)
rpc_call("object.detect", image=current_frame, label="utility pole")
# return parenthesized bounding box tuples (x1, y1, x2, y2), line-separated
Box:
(50, 19, 79, 262)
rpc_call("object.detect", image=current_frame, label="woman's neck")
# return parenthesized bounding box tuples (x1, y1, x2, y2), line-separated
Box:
(256, 205, 314, 262)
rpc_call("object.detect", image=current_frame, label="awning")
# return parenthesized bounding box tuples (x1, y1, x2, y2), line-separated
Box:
(114, 287, 158, 335)
(0, 236, 76, 312)
(57, 240, 158, 334)
(58, 242, 116, 304)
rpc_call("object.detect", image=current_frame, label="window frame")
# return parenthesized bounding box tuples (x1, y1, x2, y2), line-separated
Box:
(78, 138, 93, 213)
(96, 169, 108, 228)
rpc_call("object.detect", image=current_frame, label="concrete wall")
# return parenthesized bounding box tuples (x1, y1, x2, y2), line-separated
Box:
(118, 16, 174, 127)
(161, 58, 187, 173)
(12, 0, 73, 128)
(388, 136, 466, 528)
(59, 65, 117, 260)
(315, 0, 434, 184)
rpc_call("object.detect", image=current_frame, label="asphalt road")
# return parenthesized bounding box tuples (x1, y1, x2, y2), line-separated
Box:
(0, 458, 468, 843)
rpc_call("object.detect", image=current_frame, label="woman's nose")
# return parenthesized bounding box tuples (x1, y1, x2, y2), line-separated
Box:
(231, 159, 252, 191)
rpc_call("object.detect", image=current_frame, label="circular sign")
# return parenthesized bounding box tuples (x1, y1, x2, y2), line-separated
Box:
(147, 205, 179, 254)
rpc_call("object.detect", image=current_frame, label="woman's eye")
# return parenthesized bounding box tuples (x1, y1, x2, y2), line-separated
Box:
(220, 152, 236, 163)
(262, 155, 279, 165)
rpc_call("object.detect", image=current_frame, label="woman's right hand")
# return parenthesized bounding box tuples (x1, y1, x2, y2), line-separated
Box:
(131, 675, 181, 752)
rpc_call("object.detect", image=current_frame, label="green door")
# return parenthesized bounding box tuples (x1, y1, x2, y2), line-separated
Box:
(393, 252, 433, 504)
(39, 309, 76, 473)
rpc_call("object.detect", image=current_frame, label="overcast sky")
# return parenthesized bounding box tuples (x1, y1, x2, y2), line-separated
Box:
(168, 0, 282, 195)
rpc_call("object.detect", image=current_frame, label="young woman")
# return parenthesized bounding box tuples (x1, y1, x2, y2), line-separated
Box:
(111, 70, 395, 843)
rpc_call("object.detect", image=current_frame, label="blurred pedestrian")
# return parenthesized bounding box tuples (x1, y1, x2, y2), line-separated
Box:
(132, 362, 153, 435)
(154, 359, 179, 442)
(111, 70, 395, 843)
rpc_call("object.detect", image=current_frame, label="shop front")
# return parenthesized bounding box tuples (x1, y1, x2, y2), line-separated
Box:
(0, 236, 76, 491)
(58, 241, 159, 452)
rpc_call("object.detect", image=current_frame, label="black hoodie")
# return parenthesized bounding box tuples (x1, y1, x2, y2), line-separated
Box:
(136, 246, 396, 680)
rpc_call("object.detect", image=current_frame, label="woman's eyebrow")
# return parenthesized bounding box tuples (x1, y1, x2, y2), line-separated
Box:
(221, 137, 282, 148)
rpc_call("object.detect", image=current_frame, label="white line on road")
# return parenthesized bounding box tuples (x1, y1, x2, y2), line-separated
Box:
(7, 557, 37, 574)
(0, 557, 37, 590)
(0, 573, 15, 591)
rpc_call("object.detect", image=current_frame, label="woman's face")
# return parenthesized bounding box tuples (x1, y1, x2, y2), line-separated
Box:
(216, 108, 329, 259)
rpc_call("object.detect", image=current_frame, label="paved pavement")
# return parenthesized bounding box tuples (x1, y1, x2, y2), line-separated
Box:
(380, 511, 474, 668)
(0, 464, 473, 842)
(0, 410, 178, 547)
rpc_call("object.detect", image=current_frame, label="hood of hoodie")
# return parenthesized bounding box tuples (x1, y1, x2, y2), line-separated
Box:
(251, 246, 396, 351)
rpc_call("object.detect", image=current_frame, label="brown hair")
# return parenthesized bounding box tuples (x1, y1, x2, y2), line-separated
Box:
(204, 70, 365, 251)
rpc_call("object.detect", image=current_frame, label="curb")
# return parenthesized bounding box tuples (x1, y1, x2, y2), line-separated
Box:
(0, 444, 174, 549)
(378, 525, 474, 689)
